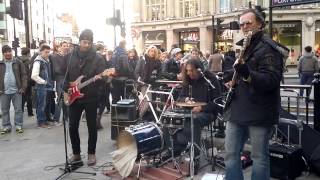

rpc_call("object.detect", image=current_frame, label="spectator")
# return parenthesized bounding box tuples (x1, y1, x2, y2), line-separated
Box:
(0, 45, 27, 134)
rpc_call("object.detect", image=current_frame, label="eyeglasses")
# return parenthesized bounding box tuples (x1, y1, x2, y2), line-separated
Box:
(239, 20, 253, 27)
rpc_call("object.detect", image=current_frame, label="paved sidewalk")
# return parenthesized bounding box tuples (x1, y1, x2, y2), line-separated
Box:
(0, 110, 319, 180)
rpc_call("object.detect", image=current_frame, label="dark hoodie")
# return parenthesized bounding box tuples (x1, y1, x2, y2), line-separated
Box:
(63, 46, 106, 103)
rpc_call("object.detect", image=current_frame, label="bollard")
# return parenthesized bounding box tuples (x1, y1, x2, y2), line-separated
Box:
(312, 73, 320, 132)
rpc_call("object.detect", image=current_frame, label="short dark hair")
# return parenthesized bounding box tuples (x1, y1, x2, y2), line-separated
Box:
(2, 45, 12, 54)
(240, 8, 266, 29)
(40, 44, 51, 51)
(21, 47, 30, 55)
(305, 46, 312, 53)
(39, 40, 47, 47)
(60, 41, 68, 46)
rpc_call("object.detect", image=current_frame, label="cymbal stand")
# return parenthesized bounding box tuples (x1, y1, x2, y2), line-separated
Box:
(160, 128, 182, 175)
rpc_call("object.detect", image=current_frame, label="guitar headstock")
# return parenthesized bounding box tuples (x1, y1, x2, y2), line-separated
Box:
(101, 68, 116, 77)
(242, 31, 253, 49)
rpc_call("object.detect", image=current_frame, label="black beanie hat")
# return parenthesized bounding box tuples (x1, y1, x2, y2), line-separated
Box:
(79, 29, 93, 42)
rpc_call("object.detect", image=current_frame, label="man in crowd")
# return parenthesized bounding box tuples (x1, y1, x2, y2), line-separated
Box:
(111, 40, 130, 103)
(51, 41, 69, 125)
(63, 29, 105, 166)
(19, 47, 34, 116)
(224, 9, 285, 180)
(31, 44, 54, 129)
(0, 45, 27, 134)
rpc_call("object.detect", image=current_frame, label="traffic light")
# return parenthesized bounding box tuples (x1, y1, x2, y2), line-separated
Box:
(12, 37, 20, 49)
(120, 23, 126, 38)
(6, 0, 23, 20)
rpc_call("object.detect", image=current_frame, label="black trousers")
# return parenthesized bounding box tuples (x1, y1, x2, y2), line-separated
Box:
(98, 83, 111, 115)
(22, 85, 33, 115)
(69, 101, 98, 154)
(111, 78, 126, 104)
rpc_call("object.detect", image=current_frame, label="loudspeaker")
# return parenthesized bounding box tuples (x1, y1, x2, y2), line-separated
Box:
(270, 143, 306, 180)
(111, 104, 137, 140)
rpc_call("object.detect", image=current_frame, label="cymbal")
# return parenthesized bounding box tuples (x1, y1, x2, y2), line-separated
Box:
(176, 101, 207, 107)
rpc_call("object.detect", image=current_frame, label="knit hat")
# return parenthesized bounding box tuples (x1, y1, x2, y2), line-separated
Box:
(79, 29, 93, 42)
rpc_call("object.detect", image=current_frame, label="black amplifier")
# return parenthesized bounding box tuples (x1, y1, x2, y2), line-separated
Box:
(270, 143, 305, 180)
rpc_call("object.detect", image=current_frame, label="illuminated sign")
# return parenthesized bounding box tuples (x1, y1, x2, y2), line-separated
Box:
(272, 0, 320, 7)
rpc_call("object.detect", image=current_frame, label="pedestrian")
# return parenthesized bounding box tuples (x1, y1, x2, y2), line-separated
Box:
(31, 44, 54, 128)
(64, 29, 105, 166)
(298, 45, 319, 96)
(19, 47, 34, 116)
(224, 9, 286, 180)
(0, 45, 27, 134)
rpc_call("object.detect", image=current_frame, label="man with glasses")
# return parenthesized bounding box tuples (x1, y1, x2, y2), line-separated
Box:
(224, 9, 284, 180)
(63, 29, 105, 166)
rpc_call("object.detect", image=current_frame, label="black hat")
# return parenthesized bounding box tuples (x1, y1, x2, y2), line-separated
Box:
(79, 29, 93, 42)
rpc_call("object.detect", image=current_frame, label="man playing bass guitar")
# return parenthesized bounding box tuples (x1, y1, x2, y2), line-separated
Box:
(63, 29, 106, 166)
(224, 9, 288, 180)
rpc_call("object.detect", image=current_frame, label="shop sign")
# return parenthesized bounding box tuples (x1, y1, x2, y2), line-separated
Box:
(221, 30, 233, 40)
(273, 23, 297, 28)
(272, 0, 320, 7)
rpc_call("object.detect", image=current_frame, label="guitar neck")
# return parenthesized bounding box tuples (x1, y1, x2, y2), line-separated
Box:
(78, 72, 102, 90)
(78, 78, 95, 89)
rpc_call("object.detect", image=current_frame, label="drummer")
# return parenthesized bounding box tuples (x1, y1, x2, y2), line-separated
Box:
(174, 58, 222, 158)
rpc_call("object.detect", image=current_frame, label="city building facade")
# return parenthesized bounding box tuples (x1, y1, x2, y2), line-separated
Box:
(131, 0, 320, 65)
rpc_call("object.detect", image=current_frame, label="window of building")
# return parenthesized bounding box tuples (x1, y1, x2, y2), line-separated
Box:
(145, 0, 166, 21)
(220, 0, 231, 13)
(179, 0, 198, 18)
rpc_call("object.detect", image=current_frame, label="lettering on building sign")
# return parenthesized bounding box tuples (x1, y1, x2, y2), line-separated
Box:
(273, 0, 320, 7)
(221, 29, 233, 40)
(273, 24, 297, 28)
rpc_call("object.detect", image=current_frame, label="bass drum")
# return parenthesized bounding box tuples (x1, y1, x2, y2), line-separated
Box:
(117, 122, 164, 157)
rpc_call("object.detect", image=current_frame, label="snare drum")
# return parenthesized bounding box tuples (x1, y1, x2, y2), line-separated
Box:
(161, 108, 191, 128)
(117, 122, 163, 156)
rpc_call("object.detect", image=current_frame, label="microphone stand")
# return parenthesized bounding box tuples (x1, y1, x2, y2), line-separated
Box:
(55, 48, 96, 180)
(199, 71, 215, 89)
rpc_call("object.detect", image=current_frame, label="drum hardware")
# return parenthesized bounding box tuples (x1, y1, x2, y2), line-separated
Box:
(113, 122, 164, 178)
(159, 127, 183, 175)
(176, 101, 207, 180)
(137, 78, 177, 123)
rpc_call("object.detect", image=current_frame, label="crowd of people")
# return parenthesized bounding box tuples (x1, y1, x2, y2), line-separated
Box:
(1, 8, 313, 179)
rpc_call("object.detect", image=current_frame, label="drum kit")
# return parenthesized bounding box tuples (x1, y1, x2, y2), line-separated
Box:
(111, 80, 213, 179)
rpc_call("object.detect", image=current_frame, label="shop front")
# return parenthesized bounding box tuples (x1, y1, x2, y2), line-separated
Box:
(271, 21, 302, 66)
(178, 30, 200, 52)
(315, 20, 320, 57)
(142, 30, 166, 51)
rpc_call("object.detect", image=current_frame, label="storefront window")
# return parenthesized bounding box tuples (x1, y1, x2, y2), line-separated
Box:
(179, 0, 198, 18)
(179, 31, 199, 51)
(145, 0, 166, 21)
(271, 21, 302, 65)
(315, 21, 320, 57)
(220, 0, 231, 13)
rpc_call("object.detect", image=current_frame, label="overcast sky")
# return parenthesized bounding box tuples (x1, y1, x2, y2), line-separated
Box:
(55, 0, 133, 49)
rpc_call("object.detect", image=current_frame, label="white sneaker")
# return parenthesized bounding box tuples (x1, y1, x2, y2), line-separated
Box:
(54, 122, 63, 126)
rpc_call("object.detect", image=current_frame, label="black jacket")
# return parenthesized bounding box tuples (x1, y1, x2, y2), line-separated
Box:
(230, 31, 283, 126)
(63, 47, 106, 103)
(50, 53, 67, 81)
(162, 58, 180, 80)
(179, 71, 221, 115)
(135, 55, 162, 84)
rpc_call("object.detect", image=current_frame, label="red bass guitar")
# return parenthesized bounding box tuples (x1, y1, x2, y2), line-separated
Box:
(64, 68, 115, 106)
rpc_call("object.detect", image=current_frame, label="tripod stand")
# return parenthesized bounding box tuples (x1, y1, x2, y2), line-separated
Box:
(54, 50, 96, 180)
(160, 127, 183, 175)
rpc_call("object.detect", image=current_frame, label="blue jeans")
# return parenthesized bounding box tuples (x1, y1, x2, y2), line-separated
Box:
(1, 93, 23, 128)
(36, 89, 47, 125)
(225, 121, 273, 180)
(300, 72, 314, 96)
